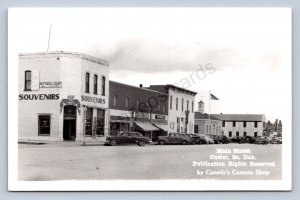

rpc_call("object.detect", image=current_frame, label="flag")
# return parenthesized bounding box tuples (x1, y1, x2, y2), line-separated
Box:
(210, 93, 219, 100)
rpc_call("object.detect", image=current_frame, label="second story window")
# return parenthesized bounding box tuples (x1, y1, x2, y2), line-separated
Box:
(192, 101, 194, 113)
(101, 76, 106, 96)
(254, 121, 258, 128)
(233, 121, 236, 127)
(85, 72, 90, 93)
(93, 74, 98, 94)
(187, 100, 189, 111)
(176, 98, 178, 110)
(243, 121, 247, 127)
(24, 70, 31, 91)
(170, 96, 173, 110)
(163, 104, 166, 113)
(125, 97, 129, 107)
(222, 121, 225, 127)
(113, 95, 117, 106)
(181, 98, 184, 111)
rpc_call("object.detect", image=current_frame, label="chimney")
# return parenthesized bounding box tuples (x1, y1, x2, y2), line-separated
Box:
(139, 84, 143, 88)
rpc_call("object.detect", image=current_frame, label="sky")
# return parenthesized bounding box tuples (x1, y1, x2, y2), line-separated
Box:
(9, 8, 291, 122)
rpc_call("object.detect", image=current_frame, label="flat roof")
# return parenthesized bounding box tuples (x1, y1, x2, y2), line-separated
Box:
(19, 51, 109, 66)
(109, 80, 169, 96)
(212, 114, 266, 122)
(149, 84, 197, 96)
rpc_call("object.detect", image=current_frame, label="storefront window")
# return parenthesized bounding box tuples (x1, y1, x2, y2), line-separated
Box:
(85, 107, 93, 135)
(38, 115, 51, 135)
(96, 109, 105, 136)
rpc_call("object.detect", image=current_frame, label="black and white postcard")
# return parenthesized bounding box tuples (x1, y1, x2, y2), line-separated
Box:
(8, 7, 292, 191)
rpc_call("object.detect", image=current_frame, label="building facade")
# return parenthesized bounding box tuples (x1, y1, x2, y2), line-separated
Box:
(194, 112, 222, 135)
(212, 114, 266, 137)
(18, 51, 110, 142)
(147, 85, 197, 134)
(109, 81, 169, 141)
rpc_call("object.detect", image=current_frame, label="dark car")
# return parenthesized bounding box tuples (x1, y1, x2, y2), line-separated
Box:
(254, 136, 270, 145)
(230, 136, 246, 143)
(157, 133, 193, 145)
(206, 135, 222, 144)
(244, 136, 256, 144)
(105, 132, 152, 146)
(188, 134, 203, 144)
(196, 134, 215, 144)
(219, 135, 231, 144)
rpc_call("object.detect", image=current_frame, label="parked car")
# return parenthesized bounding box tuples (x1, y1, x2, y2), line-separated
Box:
(196, 134, 215, 144)
(244, 136, 256, 144)
(254, 136, 269, 145)
(157, 133, 193, 145)
(230, 136, 246, 143)
(206, 134, 222, 144)
(105, 131, 152, 146)
(269, 137, 282, 144)
(188, 134, 201, 144)
(219, 135, 231, 144)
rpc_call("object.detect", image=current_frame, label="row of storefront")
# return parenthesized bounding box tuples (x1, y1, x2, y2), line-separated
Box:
(18, 51, 197, 142)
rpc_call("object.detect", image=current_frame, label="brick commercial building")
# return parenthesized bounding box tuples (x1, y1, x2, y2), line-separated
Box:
(18, 51, 110, 142)
(109, 81, 169, 141)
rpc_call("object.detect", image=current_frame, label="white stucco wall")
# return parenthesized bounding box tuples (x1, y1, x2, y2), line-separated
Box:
(167, 89, 195, 134)
(221, 121, 264, 137)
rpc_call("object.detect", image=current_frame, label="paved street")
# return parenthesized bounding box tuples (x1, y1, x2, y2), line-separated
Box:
(18, 143, 282, 181)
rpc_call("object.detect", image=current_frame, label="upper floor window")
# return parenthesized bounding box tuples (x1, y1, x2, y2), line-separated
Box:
(24, 70, 31, 91)
(222, 121, 225, 127)
(176, 98, 178, 110)
(125, 97, 129, 107)
(181, 98, 184, 111)
(136, 99, 140, 108)
(170, 96, 173, 110)
(113, 95, 117, 106)
(187, 100, 189, 111)
(162, 104, 166, 113)
(233, 121, 236, 127)
(192, 101, 194, 113)
(93, 74, 98, 94)
(254, 121, 258, 128)
(85, 72, 90, 93)
(243, 121, 247, 127)
(101, 76, 106, 96)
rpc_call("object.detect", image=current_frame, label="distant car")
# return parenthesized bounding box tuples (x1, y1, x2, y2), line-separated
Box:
(254, 136, 269, 145)
(230, 136, 246, 143)
(219, 135, 231, 144)
(157, 133, 193, 145)
(188, 134, 207, 144)
(105, 132, 152, 146)
(270, 137, 282, 144)
(206, 135, 222, 144)
(244, 136, 256, 144)
(196, 134, 215, 144)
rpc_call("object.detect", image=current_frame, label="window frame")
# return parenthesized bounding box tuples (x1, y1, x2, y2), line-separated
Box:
(93, 74, 98, 95)
(85, 72, 90, 93)
(24, 70, 32, 91)
(101, 76, 106, 96)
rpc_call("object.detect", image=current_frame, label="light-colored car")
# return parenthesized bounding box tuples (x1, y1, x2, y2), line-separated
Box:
(196, 134, 215, 144)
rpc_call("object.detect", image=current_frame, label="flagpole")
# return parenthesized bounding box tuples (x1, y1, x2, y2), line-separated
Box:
(209, 90, 211, 121)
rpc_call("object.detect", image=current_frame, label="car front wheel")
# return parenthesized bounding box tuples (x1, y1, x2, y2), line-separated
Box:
(138, 141, 145, 146)
(158, 140, 165, 145)
(181, 140, 187, 145)
(110, 139, 117, 146)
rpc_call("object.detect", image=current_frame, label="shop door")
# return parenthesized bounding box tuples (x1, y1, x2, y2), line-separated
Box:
(63, 105, 77, 140)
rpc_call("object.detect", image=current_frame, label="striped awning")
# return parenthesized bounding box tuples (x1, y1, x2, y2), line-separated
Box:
(134, 122, 159, 131)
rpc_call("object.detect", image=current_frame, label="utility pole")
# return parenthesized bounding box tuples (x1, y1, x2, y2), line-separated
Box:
(47, 24, 52, 52)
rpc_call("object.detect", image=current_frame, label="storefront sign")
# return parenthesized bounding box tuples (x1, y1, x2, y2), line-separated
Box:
(135, 112, 150, 119)
(40, 81, 62, 88)
(155, 114, 166, 120)
(19, 94, 59, 100)
(81, 95, 106, 104)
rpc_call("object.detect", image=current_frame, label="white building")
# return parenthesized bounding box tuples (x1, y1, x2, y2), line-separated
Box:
(212, 114, 266, 137)
(194, 100, 222, 135)
(18, 51, 110, 142)
(147, 85, 197, 134)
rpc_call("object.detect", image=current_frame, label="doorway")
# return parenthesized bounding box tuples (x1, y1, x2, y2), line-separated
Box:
(63, 105, 77, 140)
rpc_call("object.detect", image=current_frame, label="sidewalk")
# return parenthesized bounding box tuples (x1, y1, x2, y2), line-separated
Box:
(18, 139, 106, 147)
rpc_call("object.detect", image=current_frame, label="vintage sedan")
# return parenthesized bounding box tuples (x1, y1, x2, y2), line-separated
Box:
(157, 133, 193, 145)
(106, 132, 152, 146)
(196, 134, 215, 144)
(254, 136, 270, 145)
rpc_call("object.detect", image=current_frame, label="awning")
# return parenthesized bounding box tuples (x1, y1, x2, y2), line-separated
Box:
(134, 122, 159, 131)
(153, 123, 169, 132)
